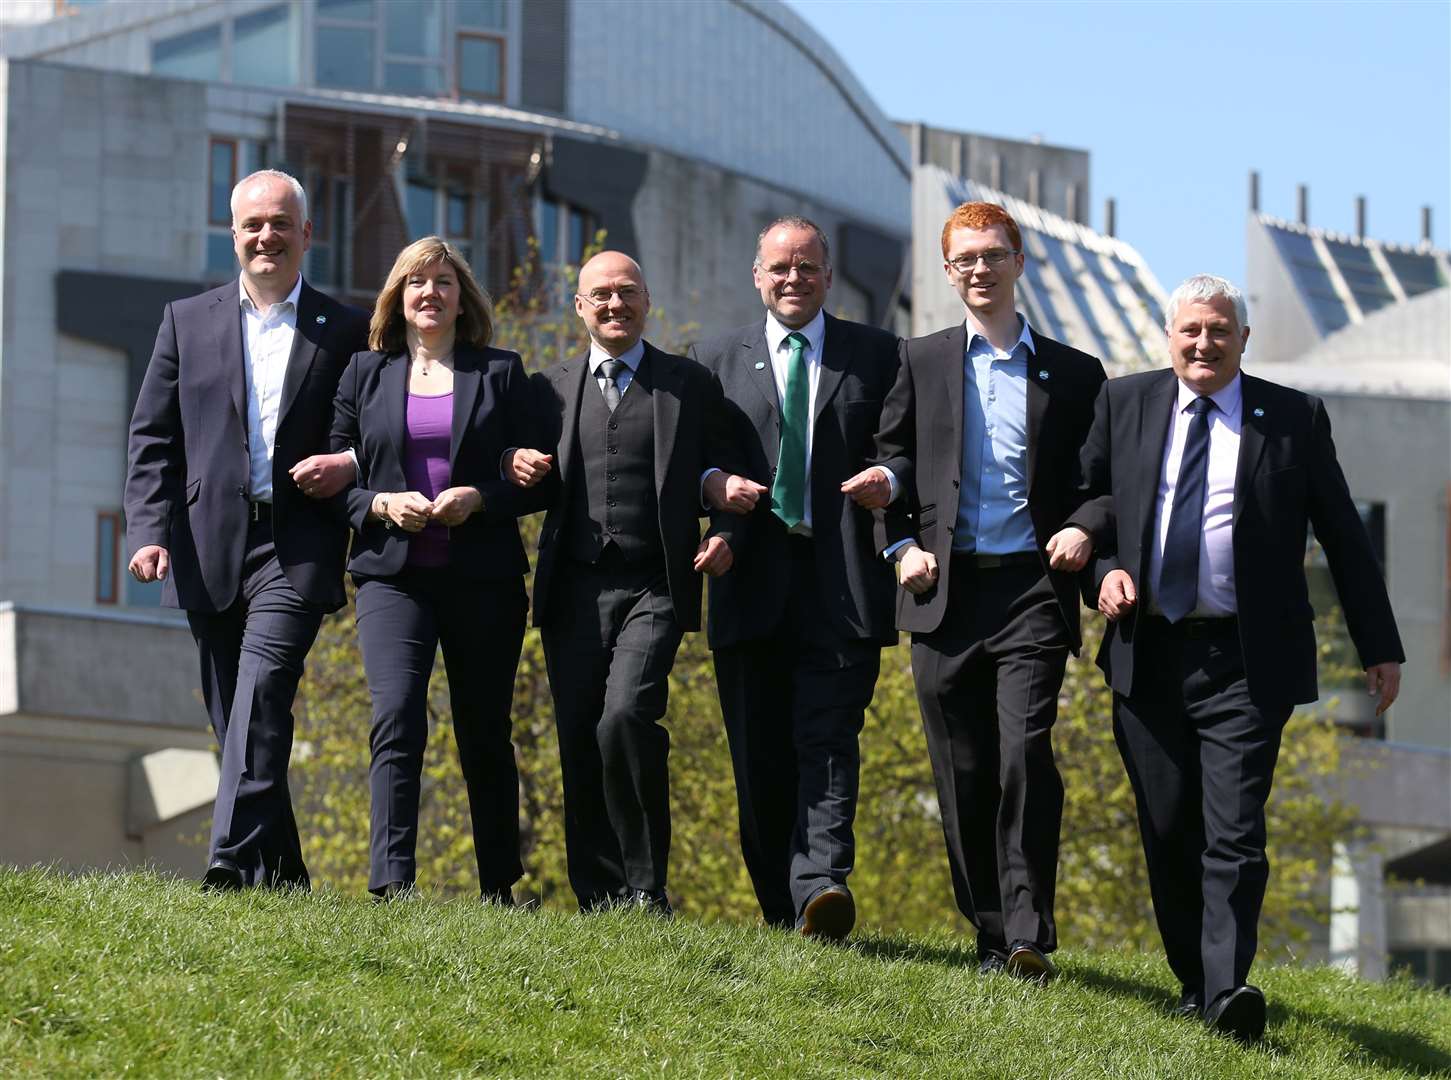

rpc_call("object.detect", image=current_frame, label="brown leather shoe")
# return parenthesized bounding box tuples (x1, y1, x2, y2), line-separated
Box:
(799, 885, 855, 941)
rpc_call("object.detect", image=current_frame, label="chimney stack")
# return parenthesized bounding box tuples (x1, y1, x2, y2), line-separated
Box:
(1249, 170, 1260, 213)
(1355, 196, 1367, 240)
(1423, 205, 1434, 245)
(1105, 197, 1117, 238)
(1297, 184, 1309, 226)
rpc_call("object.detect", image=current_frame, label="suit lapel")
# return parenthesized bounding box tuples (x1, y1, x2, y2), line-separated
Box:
(1025, 331, 1052, 494)
(212, 282, 247, 429)
(812, 314, 848, 431)
(647, 344, 681, 495)
(1233, 374, 1269, 533)
(1136, 371, 1179, 562)
(382, 352, 409, 468)
(278, 282, 323, 424)
(555, 352, 590, 489)
(939, 324, 967, 482)
(449, 347, 483, 471)
(741, 324, 779, 416)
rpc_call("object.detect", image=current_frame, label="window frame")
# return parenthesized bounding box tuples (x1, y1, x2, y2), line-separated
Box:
(455, 30, 507, 102)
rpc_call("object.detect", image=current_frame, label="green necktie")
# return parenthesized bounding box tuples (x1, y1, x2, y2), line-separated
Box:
(771, 331, 809, 529)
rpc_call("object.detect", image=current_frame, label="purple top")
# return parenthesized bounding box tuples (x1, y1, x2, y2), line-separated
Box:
(402, 390, 453, 567)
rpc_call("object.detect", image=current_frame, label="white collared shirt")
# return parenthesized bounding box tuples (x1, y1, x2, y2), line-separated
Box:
(587, 339, 645, 398)
(765, 309, 825, 531)
(1148, 374, 1243, 616)
(239, 273, 303, 502)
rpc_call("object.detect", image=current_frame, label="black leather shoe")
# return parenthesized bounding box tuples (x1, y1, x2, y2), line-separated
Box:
(799, 885, 855, 941)
(1171, 987, 1204, 1019)
(480, 886, 516, 908)
(372, 881, 414, 903)
(1204, 985, 1266, 1043)
(201, 861, 243, 892)
(978, 950, 1008, 975)
(1005, 940, 1057, 983)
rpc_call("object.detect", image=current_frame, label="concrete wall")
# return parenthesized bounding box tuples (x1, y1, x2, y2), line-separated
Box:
(1245, 216, 1327, 367)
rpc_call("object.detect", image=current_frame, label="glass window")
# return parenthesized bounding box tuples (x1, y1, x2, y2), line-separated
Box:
(1383, 249, 1445, 297)
(458, 34, 504, 99)
(96, 513, 119, 605)
(1268, 229, 1351, 335)
(567, 207, 587, 264)
(405, 179, 436, 239)
(318, 0, 375, 19)
(234, 5, 299, 88)
(537, 197, 559, 265)
(316, 25, 375, 89)
(209, 140, 236, 225)
(152, 24, 222, 81)
(206, 233, 237, 279)
(458, 0, 507, 29)
(446, 189, 471, 237)
(384, 62, 443, 95)
(385, 0, 442, 58)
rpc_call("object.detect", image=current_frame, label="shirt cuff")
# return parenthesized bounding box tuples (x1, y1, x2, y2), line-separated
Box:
(877, 465, 899, 504)
(500, 447, 518, 481)
(882, 539, 916, 562)
(700, 467, 722, 510)
(346, 447, 359, 476)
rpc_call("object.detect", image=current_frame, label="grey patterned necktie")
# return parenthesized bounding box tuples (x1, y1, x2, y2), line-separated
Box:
(599, 359, 624, 412)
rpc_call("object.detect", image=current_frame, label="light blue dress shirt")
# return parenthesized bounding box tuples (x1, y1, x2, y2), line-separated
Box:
(588, 339, 645, 396)
(955, 314, 1037, 555)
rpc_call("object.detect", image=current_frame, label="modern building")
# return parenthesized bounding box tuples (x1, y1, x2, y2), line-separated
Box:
(0, 0, 913, 876)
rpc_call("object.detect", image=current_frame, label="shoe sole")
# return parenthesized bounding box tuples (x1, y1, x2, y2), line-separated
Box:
(1211, 992, 1266, 1043)
(1006, 947, 1057, 984)
(801, 890, 855, 941)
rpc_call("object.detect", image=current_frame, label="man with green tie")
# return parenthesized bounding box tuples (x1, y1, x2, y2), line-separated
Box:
(690, 217, 901, 939)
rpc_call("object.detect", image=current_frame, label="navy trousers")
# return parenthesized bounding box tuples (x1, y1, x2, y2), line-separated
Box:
(187, 517, 323, 888)
(353, 567, 528, 895)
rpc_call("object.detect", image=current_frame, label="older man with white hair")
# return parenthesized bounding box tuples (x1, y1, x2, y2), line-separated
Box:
(125, 169, 369, 890)
(1069, 273, 1404, 1041)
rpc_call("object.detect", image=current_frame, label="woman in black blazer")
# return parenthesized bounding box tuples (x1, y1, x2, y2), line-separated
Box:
(331, 236, 551, 900)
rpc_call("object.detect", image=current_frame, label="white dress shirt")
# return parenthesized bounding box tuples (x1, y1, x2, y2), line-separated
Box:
(1148, 374, 1243, 616)
(764, 310, 825, 533)
(239, 273, 303, 503)
(587, 339, 645, 397)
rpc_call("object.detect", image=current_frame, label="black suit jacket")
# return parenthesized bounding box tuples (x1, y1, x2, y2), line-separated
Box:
(530, 341, 739, 633)
(874, 324, 1108, 646)
(125, 278, 370, 613)
(328, 345, 551, 580)
(689, 313, 902, 650)
(1076, 369, 1405, 705)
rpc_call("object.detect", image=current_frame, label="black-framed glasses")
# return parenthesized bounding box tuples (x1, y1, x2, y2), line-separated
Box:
(578, 285, 645, 306)
(947, 249, 1019, 273)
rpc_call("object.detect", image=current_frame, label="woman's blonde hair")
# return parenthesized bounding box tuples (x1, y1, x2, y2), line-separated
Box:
(368, 236, 494, 353)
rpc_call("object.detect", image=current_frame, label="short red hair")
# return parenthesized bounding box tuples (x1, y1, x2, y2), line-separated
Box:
(940, 202, 1022, 258)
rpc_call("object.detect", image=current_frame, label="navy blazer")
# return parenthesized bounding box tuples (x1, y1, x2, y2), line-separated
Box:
(125, 278, 370, 613)
(330, 345, 551, 580)
(689, 313, 903, 650)
(1077, 368, 1404, 705)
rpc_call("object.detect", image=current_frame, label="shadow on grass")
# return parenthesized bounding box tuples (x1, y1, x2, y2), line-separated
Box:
(848, 935, 978, 969)
(1070, 966, 1451, 1074)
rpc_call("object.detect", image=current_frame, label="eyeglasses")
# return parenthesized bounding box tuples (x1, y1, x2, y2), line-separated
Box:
(756, 260, 826, 282)
(947, 250, 1019, 273)
(578, 285, 645, 306)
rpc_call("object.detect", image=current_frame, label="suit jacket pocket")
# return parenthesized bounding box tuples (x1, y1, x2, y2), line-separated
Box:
(185, 477, 201, 506)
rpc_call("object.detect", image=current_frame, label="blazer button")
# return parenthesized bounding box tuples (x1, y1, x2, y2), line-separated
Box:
(952, 480, 960, 489)
(609, 446, 618, 454)
(770, 467, 777, 478)
(608, 421, 618, 431)
(237, 485, 246, 496)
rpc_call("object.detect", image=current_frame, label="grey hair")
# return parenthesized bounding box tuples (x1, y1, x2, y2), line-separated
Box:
(754, 215, 831, 266)
(230, 169, 308, 223)
(1165, 274, 1248, 332)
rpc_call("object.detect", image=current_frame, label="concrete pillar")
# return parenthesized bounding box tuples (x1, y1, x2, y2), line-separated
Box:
(1331, 839, 1387, 980)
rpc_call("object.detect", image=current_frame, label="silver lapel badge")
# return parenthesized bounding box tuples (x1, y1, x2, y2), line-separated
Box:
(316, 314, 327, 324)
(1253, 407, 1264, 417)
(755, 360, 766, 370)
(1038, 369, 1049, 380)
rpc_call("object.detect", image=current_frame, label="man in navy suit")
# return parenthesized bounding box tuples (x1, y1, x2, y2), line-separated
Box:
(1072, 273, 1403, 1040)
(125, 170, 369, 889)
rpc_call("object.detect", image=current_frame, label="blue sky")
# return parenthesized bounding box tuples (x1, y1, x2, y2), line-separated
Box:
(787, 0, 1450, 299)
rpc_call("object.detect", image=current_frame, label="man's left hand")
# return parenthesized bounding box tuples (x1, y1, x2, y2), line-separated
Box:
(693, 535, 733, 577)
(841, 467, 892, 510)
(1366, 661, 1402, 716)
(430, 486, 483, 526)
(1045, 526, 1092, 572)
(290, 452, 355, 499)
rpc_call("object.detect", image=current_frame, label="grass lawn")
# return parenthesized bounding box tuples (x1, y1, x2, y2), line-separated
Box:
(1, 868, 1447, 1078)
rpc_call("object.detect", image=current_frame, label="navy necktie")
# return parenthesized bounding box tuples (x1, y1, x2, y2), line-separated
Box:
(1158, 396, 1214, 623)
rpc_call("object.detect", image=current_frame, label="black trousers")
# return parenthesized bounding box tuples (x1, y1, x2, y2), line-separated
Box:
(1114, 618, 1289, 1005)
(187, 518, 323, 888)
(713, 536, 880, 927)
(353, 567, 528, 895)
(910, 558, 1070, 953)
(541, 549, 684, 908)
